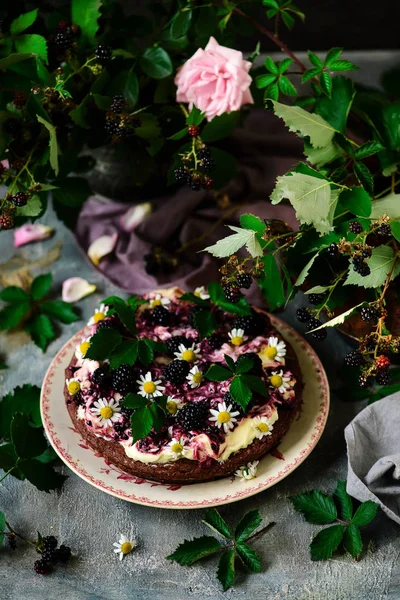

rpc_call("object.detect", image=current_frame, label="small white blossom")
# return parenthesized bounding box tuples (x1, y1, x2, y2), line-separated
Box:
(149, 294, 170, 309)
(209, 401, 240, 434)
(91, 398, 121, 427)
(174, 342, 201, 362)
(265, 336, 287, 362)
(228, 328, 246, 346)
(194, 286, 210, 300)
(269, 370, 291, 394)
(186, 365, 203, 389)
(253, 416, 273, 439)
(234, 461, 259, 482)
(113, 534, 137, 561)
(137, 372, 165, 399)
(88, 303, 109, 325)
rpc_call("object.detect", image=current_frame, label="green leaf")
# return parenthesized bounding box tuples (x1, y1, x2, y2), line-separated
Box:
(121, 393, 148, 410)
(343, 524, 363, 558)
(194, 309, 217, 339)
(279, 76, 297, 96)
(234, 356, 254, 375)
(149, 403, 166, 432)
(109, 340, 138, 369)
(334, 480, 353, 521)
(0, 286, 30, 304)
(85, 329, 123, 361)
(239, 213, 266, 234)
(224, 354, 235, 372)
(352, 500, 379, 526)
(0, 510, 5, 532)
(138, 339, 153, 366)
(16, 194, 42, 217)
(235, 509, 262, 542)
(208, 282, 252, 316)
(279, 58, 294, 73)
(391, 221, 400, 242)
(329, 60, 359, 72)
(167, 535, 222, 566)
(186, 106, 205, 126)
(264, 56, 279, 74)
(31, 273, 52, 301)
(130, 406, 153, 443)
(113, 302, 137, 334)
(271, 172, 340, 236)
(202, 509, 232, 538)
(291, 490, 337, 524)
(10, 9, 38, 35)
(37, 116, 58, 176)
(205, 364, 231, 382)
(304, 141, 342, 167)
(339, 187, 372, 217)
(52, 177, 91, 208)
(0, 302, 31, 330)
(236, 543, 262, 572)
(241, 374, 268, 397)
(0, 53, 35, 70)
(204, 226, 262, 258)
(258, 253, 285, 311)
(140, 47, 173, 79)
(320, 72, 332, 97)
(0, 385, 41, 440)
(168, 128, 187, 141)
(324, 47, 343, 66)
(315, 77, 355, 133)
(171, 10, 192, 39)
(354, 141, 385, 160)
(201, 112, 239, 143)
(370, 193, 400, 219)
(302, 68, 321, 83)
(230, 376, 252, 410)
(308, 50, 323, 69)
(264, 83, 279, 101)
(256, 73, 278, 89)
(217, 549, 235, 591)
(18, 458, 66, 491)
(11, 413, 47, 459)
(354, 162, 374, 195)
(41, 301, 79, 324)
(71, 0, 102, 44)
(271, 101, 336, 148)
(345, 245, 400, 288)
(25, 314, 55, 351)
(15, 35, 48, 63)
(124, 68, 139, 107)
(310, 524, 345, 560)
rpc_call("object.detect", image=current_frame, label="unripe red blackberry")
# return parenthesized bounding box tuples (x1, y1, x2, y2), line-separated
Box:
(0, 213, 14, 230)
(188, 125, 200, 137)
(375, 354, 390, 370)
(11, 191, 27, 207)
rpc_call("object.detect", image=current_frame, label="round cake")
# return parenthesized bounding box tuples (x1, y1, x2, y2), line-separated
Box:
(64, 287, 303, 484)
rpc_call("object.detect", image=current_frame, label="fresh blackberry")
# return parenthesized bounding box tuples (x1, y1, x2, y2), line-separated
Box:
(358, 262, 371, 277)
(349, 221, 363, 234)
(188, 304, 202, 327)
(376, 370, 391, 386)
(110, 95, 126, 113)
(0, 212, 14, 230)
(152, 305, 170, 325)
(201, 157, 216, 172)
(120, 406, 133, 418)
(296, 307, 311, 323)
(55, 544, 71, 563)
(306, 317, 327, 340)
(42, 547, 55, 564)
(113, 422, 128, 440)
(4, 118, 21, 135)
(73, 391, 84, 406)
(308, 293, 325, 305)
(10, 192, 27, 207)
(166, 336, 188, 355)
(362, 247, 372, 258)
(34, 559, 49, 575)
(43, 536, 58, 551)
(236, 273, 253, 289)
(378, 223, 391, 236)
(188, 125, 200, 137)
(207, 333, 227, 350)
(95, 43, 112, 65)
(222, 284, 241, 304)
(174, 166, 190, 184)
(175, 401, 209, 431)
(223, 392, 244, 415)
(164, 360, 190, 385)
(328, 242, 338, 257)
(92, 364, 111, 387)
(344, 350, 363, 367)
(54, 31, 73, 50)
(96, 319, 119, 331)
(233, 313, 261, 336)
(104, 119, 118, 136)
(359, 373, 371, 388)
(359, 306, 378, 322)
(198, 147, 211, 160)
(236, 352, 263, 374)
(111, 364, 135, 394)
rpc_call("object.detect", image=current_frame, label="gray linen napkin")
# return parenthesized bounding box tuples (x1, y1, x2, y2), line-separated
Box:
(345, 392, 400, 524)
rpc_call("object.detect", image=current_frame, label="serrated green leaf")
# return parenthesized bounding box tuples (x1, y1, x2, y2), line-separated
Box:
(168, 128, 187, 141)
(334, 480, 353, 521)
(30, 273, 52, 301)
(130, 406, 153, 443)
(11, 413, 47, 459)
(239, 213, 266, 233)
(304, 141, 342, 167)
(186, 106, 205, 126)
(320, 72, 332, 97)
(354, 162, 374, 195)
(0, 302, 30, 330)
(230, 376, 252, 410)
(236, 542, 262, 572)
(264, 83, 279, 101)
(264, 56, 278, 74)
(85, 328, 123, 361)
(217, 549, 235, 591)
(324, 47, 343, 67)
(10, 9, 38, 35)
(18, 458, 66, 491)
(149, 403, 166, 431)
(308, 50, 323, 69)
(271, 101, 336, 148)
(310, 524, 344, 560)
(315, 76, 355, 134)
(0, 443, 21, 477)
(138, 339, 153, 366)
(370, 193, 400, 219)
(241, 374, 268, 396)
(205, 364, 231, 382)
(41, 301, 79, 324)
(354, 141, 385, 160)
(329, 60, 359, 72)
(202, 509, 232, 538)
(140, 47, 173, 79)
(203, 226, 262, 259)
(279, 76, 297, 96)
(307, 303, 364, 333)
(343, 524, 363, 558)
(235, 509, 262, 542)
(121, 393, 148, 410)
(258, 253, 285, 311)
(279, 58, 294, 73)
(15, 35, 47, 63)
(110, 340, 139, 369)
(291, 490, 337, 524)
(0, 510, 5, 532)
(352, 500, 379, 526)
(71, 0, 102, 44)
(295, 252, 320, 286)
(234, 356, 254, 375)
(113, 302, 137, 334)
(345, 245, 400, 288)
(0, 286, 30, 304)
(0, 385, 41, 440)
(25, 314, 55, 351)
(391, 221, 400, 242)
(281, 10, 295, 29)
(16, 194, 42, 217)
(37, 115, 58, 176)
(256, 73, 277, 89)
(302, 68, 320, 83)
(166, 535, 222, 565)
(339, 187, 372, 217)
(194, 309, 217, 339)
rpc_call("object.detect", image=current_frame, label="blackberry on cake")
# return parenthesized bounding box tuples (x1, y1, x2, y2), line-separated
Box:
(152, 305, 170, 325)
(166, 336, 188, 355)
(164, 359, 190, 384)
(175, 402, 209, 431)
(111, 364, 135, 394)
(233, 312, 261, 336)
(207, 332, 227, 350)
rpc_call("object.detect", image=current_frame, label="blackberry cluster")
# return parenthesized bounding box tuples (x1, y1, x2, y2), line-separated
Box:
(10, 192, 28, 207)
(207, 332, 227, 350)
(349, 221, 363, 234)
(95, 43, 112, 65)
(223, 392, 244, 415)
(152, 305, 170, 325)
(198, 148, 216, 173)
(54, 31, 73, 50)
(328, 242, 338, 257)
(222, 284, 241, 304)
(164, 359, 190, 384)
(92, 364, 111, 387)
(34, 536, 71, 575)
(376, 370, 391, 386)
(173, 167, 214, 190)
(306, 317, 327, 340)
(110, 95, 126, 113)
(232, 313, 261, 336)
(308, 293, 325, 305)
(378, 223, 391, 236)
(175, 401, 209, 431)
(97, 319, 119, 331)
(113, 422, 129, 440)
(166, 336, 188, 355)
(296, 307, 311, 323)
(344, 350, 363, 367)
(362, 247, 372, 258)
(236, 273, 253, 289)
(359, 306, 378, 322)
(111, 364, 135, 394)
(353, 255, 370, 277)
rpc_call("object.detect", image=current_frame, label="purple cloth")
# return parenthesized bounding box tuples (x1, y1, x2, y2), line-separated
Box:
(75, 109, 303, 296)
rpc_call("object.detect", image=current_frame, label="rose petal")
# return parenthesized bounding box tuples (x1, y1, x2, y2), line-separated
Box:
(1, 159, 9, 170)
(13, 224, 54, 247)
(87, 233, 118, 266)
(62, 277, 97, 303)
(120, 202, 152, 232)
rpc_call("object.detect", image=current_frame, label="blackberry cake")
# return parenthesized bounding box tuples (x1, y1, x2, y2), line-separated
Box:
(64, 287, 302, 484)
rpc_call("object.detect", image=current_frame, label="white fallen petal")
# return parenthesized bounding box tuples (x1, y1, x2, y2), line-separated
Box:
(120, 202, 152, 232)
(62, 277, 97, 303)
(14, 224, 54, 247)
(87, 233, 118, 266)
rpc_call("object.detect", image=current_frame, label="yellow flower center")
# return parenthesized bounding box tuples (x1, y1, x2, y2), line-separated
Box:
(192, 372, 203, 384)
(67, 381, 80, 395)
(182, 349, 196, 362)
(194, 291, 200, 297)
(80, 341, 91, 355)
(100, 406, 113, 419)
(121, 541, 132, 555)
(143, 381, 156, 394)
(265, 346, 278, 359)
(231, 336, 243, 346)
(93, 311, 105, 323)
(270, 375, 283, 388)
(151, 299, 161, 307)
(258, 422, 270, 433)
(218, 411, 231, 424)
(166, 400, 178, 415)
(171, 442, 183, 453)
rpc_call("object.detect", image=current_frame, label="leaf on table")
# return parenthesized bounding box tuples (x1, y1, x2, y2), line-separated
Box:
(0, 302, 31, 330)
(310, 524, 344, 560)
(25, 314, 55, 351)
(235, 509, 262, 542)
(10, 413, 48, 459)
(166, 535, 222, 565)
(236, 542, 262, 572)
(333, 480, 353, 521)
(0, 286, 30, 304)
(41, 300, 79, 324)
(18, 458, 67, 492)
(351, 500, 379, 526)
(216, 549, 236, 591)
(0, 385, 41, 440)
(290, 490, 337, 524)
(202, 509, 232, 538)
(343, 523, 363, 558)
(30, 273, 52, 301)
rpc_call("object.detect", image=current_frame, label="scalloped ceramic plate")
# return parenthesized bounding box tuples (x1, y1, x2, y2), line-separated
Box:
(41, 314, 329, 509)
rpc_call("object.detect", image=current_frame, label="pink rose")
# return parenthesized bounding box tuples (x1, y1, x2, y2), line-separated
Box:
(175, 36, 254, 121)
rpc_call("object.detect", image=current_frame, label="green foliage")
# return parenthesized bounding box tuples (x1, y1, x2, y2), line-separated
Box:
(303, 49, 359, 97)
(256, 57, 296, 100)
(263, 0, 305, 30)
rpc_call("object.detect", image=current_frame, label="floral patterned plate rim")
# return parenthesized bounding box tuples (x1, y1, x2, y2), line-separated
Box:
(40, 314, 329, 509)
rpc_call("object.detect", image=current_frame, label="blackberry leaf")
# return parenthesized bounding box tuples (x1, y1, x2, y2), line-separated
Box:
(291, 490, 337, 524)
(166, 535, 222, 566)
(343, 524, 363, 558)
(333, 480, 353, 521)
(217, 549, 235, 592)
(310, 524, 344, 561)
(235, 509, 262, 542)
(352, 500, 379, 526)
(236, 543, 262, 572)
(202, 509, 232, 539)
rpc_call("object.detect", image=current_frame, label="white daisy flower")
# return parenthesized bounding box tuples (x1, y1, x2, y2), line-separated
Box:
(269, 370, 291, 394)
(149, 294, 170, 309)
(194, 286, 210, 300)
(209, 401, 240, 434)
(234, 460, 259, 482)
(265, 336, 286, 362)
(113, 534, 137, 561)
(168, 436, 187, 457)
(65, 377, 81, 395)
(136, 372, 165, 399)
(253, 416, 273, 439)
(91, 397, 121, 427)
(187, 365, 203, 389)
(165, 395, 184, 415)
(88, 303, 109, 325)
(76, 336, 92, 360)
(174, 342, 201, 363)
(228, 328, 246, 347)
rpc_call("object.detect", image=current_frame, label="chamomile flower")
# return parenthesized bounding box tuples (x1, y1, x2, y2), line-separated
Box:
(149, 294, 170, 309)
(269, 370, 291, 394)
(174, 342, 201, 362)
(65, 377, 81, 395)
(91, 397, 121, 427)
(187, 365, 203, 389)
(166, 395, 183, 415)
(228, 328, 246, 346)
(76, 336, 92, 360)
(113, 534, 137, 561)
(234, 460, 259, 482)
(194, 286, 210, 300)
(253, 416, 273, 439)
(168, 436, 187, 457)
(209, 401, 240, 433)
(88, 303, 109, 325)
(265, 336, 287, 362)
(136, 372, 165, 399)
